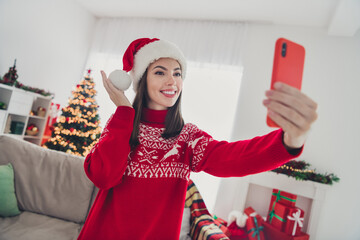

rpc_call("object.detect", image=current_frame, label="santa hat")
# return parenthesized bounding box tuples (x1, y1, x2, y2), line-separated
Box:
(111, 38, 187, 92)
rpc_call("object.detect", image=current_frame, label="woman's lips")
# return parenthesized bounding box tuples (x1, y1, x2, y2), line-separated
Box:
(161, 90, 176, 98)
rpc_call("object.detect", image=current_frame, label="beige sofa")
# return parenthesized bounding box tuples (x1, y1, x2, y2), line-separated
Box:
(0, 135, 95, 240)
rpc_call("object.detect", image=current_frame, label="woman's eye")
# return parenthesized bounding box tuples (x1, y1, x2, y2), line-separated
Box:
(155, 71, 164, 75)
(174, 72, 182, 77)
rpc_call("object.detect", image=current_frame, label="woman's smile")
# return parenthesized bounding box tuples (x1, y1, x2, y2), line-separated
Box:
(146, 58, 183, 110)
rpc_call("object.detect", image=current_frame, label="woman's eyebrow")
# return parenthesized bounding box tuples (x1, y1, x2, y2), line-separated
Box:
(152, 66, 181, 71)
(152, 66, 167, 71)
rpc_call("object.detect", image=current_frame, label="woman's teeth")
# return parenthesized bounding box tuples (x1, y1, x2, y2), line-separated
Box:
(162, 91, 175, 94)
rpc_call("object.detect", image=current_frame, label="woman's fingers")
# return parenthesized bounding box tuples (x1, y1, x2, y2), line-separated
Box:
(263, 82, 318, 148)
(273, 82, 317, 110)
(266, 101, 309, 131)
(102, 71, 117, 94)
(265, 83, 318, 125)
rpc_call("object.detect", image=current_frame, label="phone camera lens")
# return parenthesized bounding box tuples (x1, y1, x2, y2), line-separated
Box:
(281, 43, 287, 57)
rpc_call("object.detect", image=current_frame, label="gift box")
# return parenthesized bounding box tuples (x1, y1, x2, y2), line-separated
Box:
(268, 202, 289, 231)
(284, 207, 304, 236)
(267, 189, 297, 224)
(10, 121, 25, 135)
(244, 207, 265, 240)
(263, 221, 309, 240)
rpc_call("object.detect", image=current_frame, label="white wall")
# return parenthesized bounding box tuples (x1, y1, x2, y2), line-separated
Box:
(0, 0, 96, 106)
(216, 23, 360, 239)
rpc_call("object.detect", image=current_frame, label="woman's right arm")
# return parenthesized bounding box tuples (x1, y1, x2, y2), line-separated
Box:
(84, 71, 134, 189)
(84, 106, 135, 190)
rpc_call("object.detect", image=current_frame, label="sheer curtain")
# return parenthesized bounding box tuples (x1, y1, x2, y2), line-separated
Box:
(85, 17, 247, 126)
(85, 17, 247, 212)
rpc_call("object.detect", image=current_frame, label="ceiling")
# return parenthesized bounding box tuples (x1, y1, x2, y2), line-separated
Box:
(74, 0, 360, 37)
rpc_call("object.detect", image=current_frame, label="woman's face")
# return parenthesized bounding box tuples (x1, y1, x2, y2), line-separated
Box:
(146, 58, 183, 110)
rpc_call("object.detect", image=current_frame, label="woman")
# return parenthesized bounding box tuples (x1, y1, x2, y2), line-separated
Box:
(78, 38, 317, 240)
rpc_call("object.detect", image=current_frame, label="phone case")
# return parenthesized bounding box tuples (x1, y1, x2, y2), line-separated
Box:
(267, 38, 305, 128)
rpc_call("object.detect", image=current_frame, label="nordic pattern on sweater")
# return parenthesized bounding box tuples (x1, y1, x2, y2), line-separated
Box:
(125, 122, 213, 180)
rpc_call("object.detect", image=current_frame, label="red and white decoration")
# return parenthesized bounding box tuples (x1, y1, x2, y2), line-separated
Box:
(41, 102, 60, 145)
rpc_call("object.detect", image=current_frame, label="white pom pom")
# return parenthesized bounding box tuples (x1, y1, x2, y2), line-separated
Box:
(228, 210, 248, 228)
(108, 70, 132, 91)
(237, 214, 248, 228)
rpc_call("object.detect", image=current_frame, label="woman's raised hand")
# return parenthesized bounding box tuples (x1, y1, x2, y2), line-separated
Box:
(101, 71, 132, 108)
(263, 82, 318, 149)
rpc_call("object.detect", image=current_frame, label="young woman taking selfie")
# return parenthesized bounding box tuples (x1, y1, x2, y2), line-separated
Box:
(77, 38, 317, 240)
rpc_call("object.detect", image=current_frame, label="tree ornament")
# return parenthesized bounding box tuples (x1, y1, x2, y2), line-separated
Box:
(2, 59, 18, 86)
(108, 70, 132, 91)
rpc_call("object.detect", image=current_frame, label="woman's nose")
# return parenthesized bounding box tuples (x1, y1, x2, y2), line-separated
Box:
(167, 75, 176, 85)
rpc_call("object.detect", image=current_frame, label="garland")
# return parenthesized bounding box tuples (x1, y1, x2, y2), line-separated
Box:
(14, 81, 53, 97)
(0, 60, 53, 97)
(271, 160, 340, 185)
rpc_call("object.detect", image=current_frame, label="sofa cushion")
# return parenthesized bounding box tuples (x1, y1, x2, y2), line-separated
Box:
(0, 211, 80, 240)
(0, 163, 21, 217)
(0, 135, 94, 223)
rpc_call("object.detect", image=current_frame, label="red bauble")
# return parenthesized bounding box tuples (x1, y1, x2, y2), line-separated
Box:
(70, 128, 74, 132)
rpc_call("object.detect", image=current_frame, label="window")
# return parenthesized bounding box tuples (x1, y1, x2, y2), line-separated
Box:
(184, 62, 243, 212)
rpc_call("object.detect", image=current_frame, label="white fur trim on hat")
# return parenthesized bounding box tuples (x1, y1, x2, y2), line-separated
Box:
(130, 40, 187, 91)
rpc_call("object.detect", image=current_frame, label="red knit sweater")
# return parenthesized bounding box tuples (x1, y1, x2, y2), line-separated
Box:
(78, 106, 301, 240)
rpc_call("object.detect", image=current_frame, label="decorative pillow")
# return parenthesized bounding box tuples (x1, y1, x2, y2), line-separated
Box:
(0, 163, 21, 217)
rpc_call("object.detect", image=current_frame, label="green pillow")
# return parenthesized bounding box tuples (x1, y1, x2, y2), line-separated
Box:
(0, 163, 21, 217)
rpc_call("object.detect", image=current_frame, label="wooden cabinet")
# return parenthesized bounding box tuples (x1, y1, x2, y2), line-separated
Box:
(0, 83, 52, 145)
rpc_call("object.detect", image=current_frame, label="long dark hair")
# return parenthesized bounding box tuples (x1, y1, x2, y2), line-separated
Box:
(130, 70, 184, 148)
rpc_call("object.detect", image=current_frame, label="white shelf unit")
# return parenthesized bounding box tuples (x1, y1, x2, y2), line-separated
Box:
(0, 83, 52, 145)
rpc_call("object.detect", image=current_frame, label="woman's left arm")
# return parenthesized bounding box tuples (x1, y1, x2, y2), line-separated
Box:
(263, 82, 318, 149)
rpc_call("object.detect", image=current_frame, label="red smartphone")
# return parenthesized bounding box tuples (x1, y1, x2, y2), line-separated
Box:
(267, 38, 305, 128)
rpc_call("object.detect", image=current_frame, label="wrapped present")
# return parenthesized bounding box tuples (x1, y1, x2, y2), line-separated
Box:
(267, 189, 297, 224)
(244, 207, 265, 240)
(284, 208, 304, 236)
(268, 202, 288, 231)
(263, 221, 309, 240)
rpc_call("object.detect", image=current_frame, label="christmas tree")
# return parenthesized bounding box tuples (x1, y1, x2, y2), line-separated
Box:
(43, 69, 102, 157)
